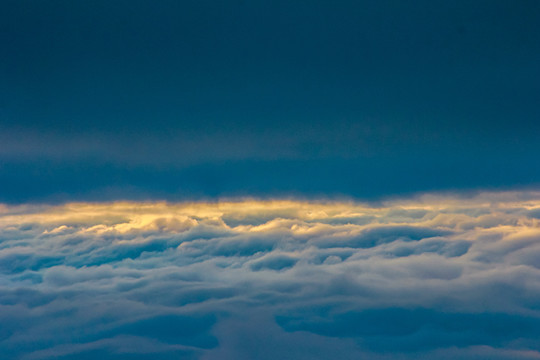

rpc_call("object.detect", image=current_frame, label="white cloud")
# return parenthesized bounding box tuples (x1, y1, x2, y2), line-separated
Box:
(1, 192, 540, 359)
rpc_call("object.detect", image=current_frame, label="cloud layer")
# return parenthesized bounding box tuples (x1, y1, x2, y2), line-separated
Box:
(2, 192, 540, 359)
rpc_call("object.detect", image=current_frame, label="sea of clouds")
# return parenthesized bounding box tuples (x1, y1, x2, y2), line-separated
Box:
(1, 192, 540, 359)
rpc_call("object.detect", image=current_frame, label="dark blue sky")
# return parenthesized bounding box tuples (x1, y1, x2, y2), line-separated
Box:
(1, 0, 539, 202)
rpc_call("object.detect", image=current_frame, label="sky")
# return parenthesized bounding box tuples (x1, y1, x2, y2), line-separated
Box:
(1, 1, 540, 359)
(1, 0, 539, 201)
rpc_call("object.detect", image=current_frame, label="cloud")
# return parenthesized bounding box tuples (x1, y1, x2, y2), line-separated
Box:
(1, 192, 540, 359)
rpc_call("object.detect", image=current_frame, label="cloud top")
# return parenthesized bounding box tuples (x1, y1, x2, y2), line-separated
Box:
(2, 192, 540, 359)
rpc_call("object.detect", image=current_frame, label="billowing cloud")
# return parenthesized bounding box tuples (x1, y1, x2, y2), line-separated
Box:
(2, 192, 540, 359)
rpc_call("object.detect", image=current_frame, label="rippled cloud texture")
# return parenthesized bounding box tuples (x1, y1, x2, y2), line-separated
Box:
(2, 192, 540, 359)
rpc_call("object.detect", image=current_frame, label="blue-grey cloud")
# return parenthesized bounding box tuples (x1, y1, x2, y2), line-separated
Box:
(1, 193, 540, 359)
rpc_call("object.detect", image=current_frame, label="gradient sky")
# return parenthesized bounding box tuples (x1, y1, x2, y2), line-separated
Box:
(1, 0, 539, 202)
(2, 2, 540, 360)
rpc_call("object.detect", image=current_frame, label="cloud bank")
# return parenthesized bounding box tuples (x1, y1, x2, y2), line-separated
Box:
(2, 192, 540, 359)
